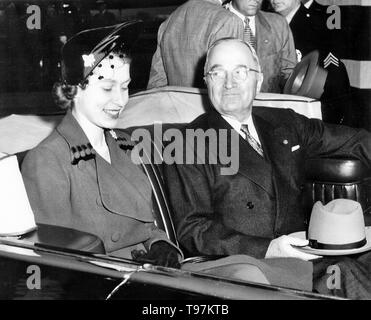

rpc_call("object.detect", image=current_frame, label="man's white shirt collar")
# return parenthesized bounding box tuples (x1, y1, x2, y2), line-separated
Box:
(225, 3, 256, 35)
(222, 114, 261, 144)
(304, 0, 314, 9)
(285, 3, 301, 24)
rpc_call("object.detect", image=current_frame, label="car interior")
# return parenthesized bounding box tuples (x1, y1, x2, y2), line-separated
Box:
(0, 86, 369, 300)
(0, 0, 370, 300)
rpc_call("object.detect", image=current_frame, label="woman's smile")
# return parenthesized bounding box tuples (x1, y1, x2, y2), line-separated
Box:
(103, 107, 123, 119)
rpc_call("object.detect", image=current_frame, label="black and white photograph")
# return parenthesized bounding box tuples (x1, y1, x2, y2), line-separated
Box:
(0, 0, 370, 305)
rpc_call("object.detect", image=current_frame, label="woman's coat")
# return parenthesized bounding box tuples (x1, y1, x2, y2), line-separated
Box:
(21, 111, 179, 259)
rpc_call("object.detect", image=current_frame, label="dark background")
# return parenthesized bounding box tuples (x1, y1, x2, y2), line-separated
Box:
(0, 0, 182, 95)
(0, 0, 370, 131)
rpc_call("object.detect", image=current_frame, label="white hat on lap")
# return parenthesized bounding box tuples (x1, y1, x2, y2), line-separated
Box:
(308, 199, 367, 250)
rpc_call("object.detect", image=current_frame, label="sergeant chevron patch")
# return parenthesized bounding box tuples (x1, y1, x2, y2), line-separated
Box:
(324, 52, 339, 68)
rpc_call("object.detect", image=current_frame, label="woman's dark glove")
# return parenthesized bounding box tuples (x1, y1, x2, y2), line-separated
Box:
(131, 241, 180, 268)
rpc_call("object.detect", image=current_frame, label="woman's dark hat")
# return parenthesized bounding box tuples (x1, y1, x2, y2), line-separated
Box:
(61, 20, 143, 85)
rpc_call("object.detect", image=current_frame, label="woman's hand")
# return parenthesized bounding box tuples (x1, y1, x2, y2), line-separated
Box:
(132, 241, 181, 268)
(265, 235, 321, 261)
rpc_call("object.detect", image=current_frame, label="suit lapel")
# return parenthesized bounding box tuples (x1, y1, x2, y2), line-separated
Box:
(208, 108, 297, 232)
(253, 112, 291, 172)
(208, 111, 274, 196)
(253, 111, 294, 231)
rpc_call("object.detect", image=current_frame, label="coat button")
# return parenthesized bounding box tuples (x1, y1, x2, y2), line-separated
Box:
(246, 201, 254, 209)
(111, 232, 121, 242)
(77, 161, 85, 169)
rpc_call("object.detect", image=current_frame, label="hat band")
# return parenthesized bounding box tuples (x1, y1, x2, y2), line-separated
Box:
(309, 238, 367, 250)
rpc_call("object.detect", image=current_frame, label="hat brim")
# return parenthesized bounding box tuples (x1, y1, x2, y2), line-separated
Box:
(289, 226, 371, 256)
(62, 20, 143, 85)
(283, 50, 328, 99)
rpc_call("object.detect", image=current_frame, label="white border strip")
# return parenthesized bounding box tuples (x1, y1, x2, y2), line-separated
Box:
(318, 0, 371, 5)
(342, 60, 371, 89)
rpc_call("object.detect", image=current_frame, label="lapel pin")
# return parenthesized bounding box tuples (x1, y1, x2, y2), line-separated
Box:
(109, 130, 118, 140)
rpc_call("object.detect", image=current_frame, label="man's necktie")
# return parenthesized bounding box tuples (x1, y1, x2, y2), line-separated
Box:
(244, 17, 256, 49)
(240, 124, 264, 157)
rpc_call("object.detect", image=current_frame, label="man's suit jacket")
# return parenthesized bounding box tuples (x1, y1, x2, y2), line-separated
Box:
(22, 111, 180, 259)
(250, 11, 297, 93)
(163, 108, 371, 258)
(289, 3, 352, 125)
(147, 0, 244, 89)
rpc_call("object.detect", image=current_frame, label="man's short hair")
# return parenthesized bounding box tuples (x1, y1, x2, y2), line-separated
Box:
(204, 37, 261, 75)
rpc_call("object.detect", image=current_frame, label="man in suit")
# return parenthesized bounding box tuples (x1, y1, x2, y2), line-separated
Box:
(270, 0, 353, 125)
(163, 38, 371, 262)
(147, 0, 244, 89)
(225, 0, 297, 93)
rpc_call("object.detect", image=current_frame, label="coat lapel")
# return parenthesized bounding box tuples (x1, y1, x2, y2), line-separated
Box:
(95, 130, 153, 222)
(253, 112, 292, 172)
(56, 110, 92, 159)
(106, 130, 152, 205)
(253, 111, 294, 231)
(207, 108, 297, 232)
(57, 113, 153, 222)
(208, 110, 274, 196)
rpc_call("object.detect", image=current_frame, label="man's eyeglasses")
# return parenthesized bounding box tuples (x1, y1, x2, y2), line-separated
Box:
(205, 66, 260, 83)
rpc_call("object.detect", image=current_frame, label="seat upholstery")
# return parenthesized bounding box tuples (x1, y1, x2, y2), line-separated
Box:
(15, 126, 370, 257)
(23, 224, 105, 254)
(7, 87, 369, 261)
(305, 158, 370, 183)
(305, 158, 371, 226)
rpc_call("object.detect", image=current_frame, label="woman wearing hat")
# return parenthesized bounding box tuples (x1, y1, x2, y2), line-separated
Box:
(21, 21, 181, 267)
(20, 21, 326, 293)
